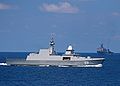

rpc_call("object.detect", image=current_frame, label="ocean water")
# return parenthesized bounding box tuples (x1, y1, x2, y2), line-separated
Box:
(0, 52, 120, 86)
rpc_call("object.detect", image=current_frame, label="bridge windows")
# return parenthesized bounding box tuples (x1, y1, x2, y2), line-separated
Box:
(63, 57, 71, 60)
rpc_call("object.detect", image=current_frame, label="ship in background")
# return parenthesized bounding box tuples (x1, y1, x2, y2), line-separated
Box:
(6, 37, 105, 67)
(97, 44, 113, 54)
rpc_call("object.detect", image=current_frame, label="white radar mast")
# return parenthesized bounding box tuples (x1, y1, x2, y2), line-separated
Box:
(49, 33, 56, 55)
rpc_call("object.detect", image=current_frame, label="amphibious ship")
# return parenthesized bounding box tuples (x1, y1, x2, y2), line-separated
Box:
(6, 37, 105, 67)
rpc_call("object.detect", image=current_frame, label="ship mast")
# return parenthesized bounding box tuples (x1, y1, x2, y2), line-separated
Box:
(49, 34, 56, 55)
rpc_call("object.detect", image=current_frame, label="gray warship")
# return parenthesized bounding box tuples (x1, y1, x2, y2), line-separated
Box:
(6, 37, 105, 67)
(97, 44, 113, 54)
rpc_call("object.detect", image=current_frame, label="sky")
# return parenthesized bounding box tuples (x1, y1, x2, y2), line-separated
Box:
(0, 0, 120, 52)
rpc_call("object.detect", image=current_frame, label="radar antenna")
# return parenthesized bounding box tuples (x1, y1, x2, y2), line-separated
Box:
(49, 33, 56, 55)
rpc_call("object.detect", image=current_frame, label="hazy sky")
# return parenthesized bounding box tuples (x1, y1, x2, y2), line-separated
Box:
(0, 0, 120, 52)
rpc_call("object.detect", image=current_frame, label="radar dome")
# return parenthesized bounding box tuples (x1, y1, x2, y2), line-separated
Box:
(67, 45, 73, 50)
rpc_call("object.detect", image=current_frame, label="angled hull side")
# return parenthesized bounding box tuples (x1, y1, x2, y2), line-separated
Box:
(6, 58, 104, 67)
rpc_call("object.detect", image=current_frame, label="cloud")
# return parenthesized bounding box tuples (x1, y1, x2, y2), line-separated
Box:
(40, 2, 79, 14)
(112, 12, 120, 16)
(0, 3, 14, 10)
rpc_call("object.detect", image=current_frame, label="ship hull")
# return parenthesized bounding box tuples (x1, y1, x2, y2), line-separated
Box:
(6, 58, 104, 67)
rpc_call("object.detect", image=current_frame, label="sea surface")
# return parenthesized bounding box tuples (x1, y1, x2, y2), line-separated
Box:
(0, 52, 120, 86)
